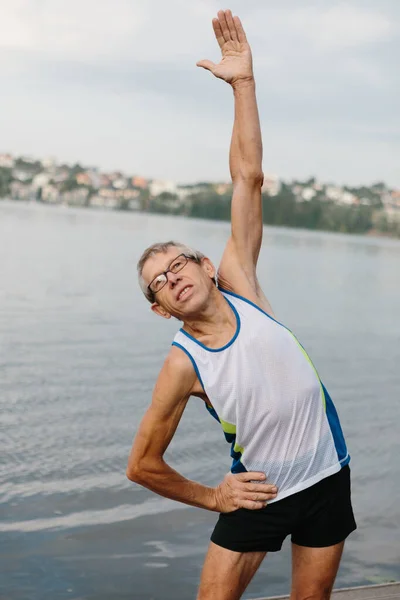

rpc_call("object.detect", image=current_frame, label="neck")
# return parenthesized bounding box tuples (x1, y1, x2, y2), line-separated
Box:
(181, 288, 235, 341)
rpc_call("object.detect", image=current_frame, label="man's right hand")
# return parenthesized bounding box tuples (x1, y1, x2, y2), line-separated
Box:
(214, 472, 278, 512)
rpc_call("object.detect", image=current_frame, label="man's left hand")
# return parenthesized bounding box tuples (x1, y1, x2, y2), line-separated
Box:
(197, 10, 254, 87)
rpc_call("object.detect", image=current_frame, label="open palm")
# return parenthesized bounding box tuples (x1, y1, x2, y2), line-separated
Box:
(197, 10, 253, 85)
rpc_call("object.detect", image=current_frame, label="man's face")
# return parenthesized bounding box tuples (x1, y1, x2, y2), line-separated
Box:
(141, 248, 216, 320)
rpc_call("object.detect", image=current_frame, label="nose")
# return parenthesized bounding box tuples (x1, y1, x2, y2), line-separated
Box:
(167, 271, 181, 288)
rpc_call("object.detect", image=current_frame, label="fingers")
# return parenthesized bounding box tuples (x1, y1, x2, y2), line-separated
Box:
(244, 483, 277, 494)
(240, 489, 276, 511)
(233, 15, 247, 43)
(210, 11, 248, 52)
(236, 471, 266, 482)
(242, 499, 268, 510)
(217, 10, 230, 43)
(212, 17, 225, 49)
(246, 491, 277, 502)
(231, 473, 278, 496)
(216, 472, 278, 514)
(225, 10, 238, 41)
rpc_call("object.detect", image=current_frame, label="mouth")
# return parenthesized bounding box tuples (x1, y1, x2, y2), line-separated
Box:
(177, 285, 193, 301)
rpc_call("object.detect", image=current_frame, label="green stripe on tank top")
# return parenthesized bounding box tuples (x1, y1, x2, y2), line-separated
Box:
(286, 330, 326, 411)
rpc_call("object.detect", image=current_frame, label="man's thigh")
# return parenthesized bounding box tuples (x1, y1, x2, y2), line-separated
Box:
(290, 541, 345, 600)
(197, 541, 267, 600)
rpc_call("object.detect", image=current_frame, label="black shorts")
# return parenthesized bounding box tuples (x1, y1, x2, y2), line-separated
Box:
(211, 465, 357, 553)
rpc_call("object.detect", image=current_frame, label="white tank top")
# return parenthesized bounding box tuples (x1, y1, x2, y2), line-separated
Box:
(172, 289, 349, 503)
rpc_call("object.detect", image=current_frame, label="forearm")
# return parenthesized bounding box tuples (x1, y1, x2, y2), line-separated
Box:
(229, 79, 263, 183)
(127, 459, 217, 511)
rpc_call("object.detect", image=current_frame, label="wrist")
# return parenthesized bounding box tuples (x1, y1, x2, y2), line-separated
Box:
(232, 77, 255, 92)
(209, 486, 220, 512)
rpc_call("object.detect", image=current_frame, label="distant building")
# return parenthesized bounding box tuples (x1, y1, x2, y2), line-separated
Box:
(301, 187, 317, 202)
(131, 176, 148, 189)
(12, 169, 32, 183)
(391, 190, 400, 207)
(108, 171, 124, 182)
(150, 180, 177, 197)
(90, 194, 119, 209)
(10, 181, 33, 201)
(32, 173, 51, 190)
(339, 191, 357, 206)
(112, 177, 128, 190)
(53, 169, 69, 184)
(19, 155, 37, 164)
(42, 184, 60, 204)
(90, 186, 140, 209)
(325, 186, 343, 202)
(215, 183, 232, 195)
(384, 205, 400, 223)
(0, 153, 14, 168)
(61, 188, 89, 207)
(262, 174, 281, 197)
(76, 172, 92, 186)
(41, 157, 56, 170)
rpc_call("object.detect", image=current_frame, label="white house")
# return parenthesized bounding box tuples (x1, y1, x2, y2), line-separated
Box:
(301, 187, 317, 201)
(149, 180, 177, 197)
(32, 173, 51, 189)
(262, 174, 281, 197)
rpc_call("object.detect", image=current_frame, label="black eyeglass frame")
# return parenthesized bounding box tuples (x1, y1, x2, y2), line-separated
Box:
(147, 253, 198, 297)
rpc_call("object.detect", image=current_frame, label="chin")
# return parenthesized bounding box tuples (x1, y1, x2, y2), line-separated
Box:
(180, 291, 210, 317)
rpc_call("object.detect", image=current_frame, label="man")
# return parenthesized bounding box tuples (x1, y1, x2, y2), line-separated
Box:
(127, 10, 356, 600)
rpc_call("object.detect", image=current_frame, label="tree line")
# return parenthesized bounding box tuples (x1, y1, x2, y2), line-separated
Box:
(148, 186, 399, 237)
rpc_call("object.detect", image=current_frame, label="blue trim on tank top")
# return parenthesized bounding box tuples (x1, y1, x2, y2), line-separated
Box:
(218, 287, 285, 327)
(178, 297, 241, 353)
(219, 287, 328, 393)
(220, 289, 348, 455)
(172, 343, 228, 430)
(171, 342, 205, 391)
(205, 402, 221, 424)
(219, 288, 321, 376)
(321, 382, 349, 464)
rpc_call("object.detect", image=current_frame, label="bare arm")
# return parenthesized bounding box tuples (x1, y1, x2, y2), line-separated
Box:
(197, 11, 274, 315)
(126, 346, 278, 511)
(126, 347, 216, 510)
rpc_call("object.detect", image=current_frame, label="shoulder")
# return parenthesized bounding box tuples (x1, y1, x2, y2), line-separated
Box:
(218, 271, 276, 319)
(217, 237, 276, 318)
(155, 345, 203, 399)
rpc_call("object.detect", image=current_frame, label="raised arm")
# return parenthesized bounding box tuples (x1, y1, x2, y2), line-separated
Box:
(126, 346, 277, 511)
(197, 10, 273, 314)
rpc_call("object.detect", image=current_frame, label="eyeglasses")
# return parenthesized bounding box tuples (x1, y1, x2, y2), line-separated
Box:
(147, 254, 196, 296)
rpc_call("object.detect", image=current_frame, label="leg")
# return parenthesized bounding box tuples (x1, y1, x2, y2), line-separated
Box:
(290, 542, 344, 600)
(197, 541, 266, 600)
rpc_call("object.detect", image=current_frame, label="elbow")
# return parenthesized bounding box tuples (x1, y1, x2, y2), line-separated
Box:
(126, 467, 139, 483)
(126, 457, 159, 484)
(126, 462, 145, 484)
(233, 170, 264, 187)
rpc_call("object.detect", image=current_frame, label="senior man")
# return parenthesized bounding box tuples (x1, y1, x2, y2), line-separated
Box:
(127, 10, 356, 600)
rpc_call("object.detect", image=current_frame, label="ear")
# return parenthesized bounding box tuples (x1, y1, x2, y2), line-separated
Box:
(201, 257, 216, 280)
(151, 302, 172, 320)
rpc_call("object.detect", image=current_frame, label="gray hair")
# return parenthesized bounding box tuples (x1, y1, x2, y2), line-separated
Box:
(137, 241, 206, 303)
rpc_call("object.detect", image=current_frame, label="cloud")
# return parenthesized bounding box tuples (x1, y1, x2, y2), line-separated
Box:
(0, 0, 144, 60)
(249, 3, 396, 50)
(0, 0, 399, 185)
(0, 0, 221, 64)
(309, 3, 395, 47)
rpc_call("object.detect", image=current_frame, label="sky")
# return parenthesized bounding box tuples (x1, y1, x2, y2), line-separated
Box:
(0, 0, 399, 187)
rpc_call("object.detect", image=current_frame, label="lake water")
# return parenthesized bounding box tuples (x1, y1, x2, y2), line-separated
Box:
(1, 201, 400, 600)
